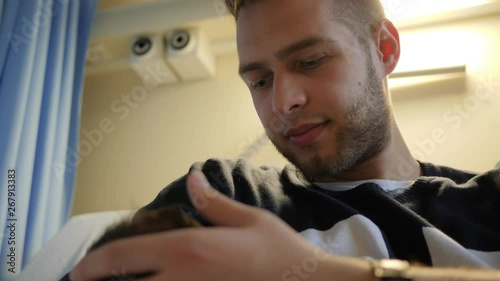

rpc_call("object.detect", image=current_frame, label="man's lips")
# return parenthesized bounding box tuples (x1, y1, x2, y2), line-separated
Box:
(285, 121, 328, 147)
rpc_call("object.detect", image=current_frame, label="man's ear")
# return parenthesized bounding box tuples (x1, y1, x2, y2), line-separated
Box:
(374, 19, 400, 76)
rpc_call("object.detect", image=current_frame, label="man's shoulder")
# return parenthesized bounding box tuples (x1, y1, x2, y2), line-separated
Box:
(419, 161, 479, 184)
(140, 158, 302, 219)
(190, 157, 302, 179)
(189, 157, 286, 172)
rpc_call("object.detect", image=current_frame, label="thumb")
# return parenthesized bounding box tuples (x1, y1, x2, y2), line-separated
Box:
(187, 171, 257, 227)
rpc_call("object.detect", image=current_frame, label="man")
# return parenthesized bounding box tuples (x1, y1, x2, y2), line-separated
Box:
(69, 0, 500, 280)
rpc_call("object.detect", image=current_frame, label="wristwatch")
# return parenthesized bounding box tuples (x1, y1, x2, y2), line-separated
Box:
(365, 258, 414, 281)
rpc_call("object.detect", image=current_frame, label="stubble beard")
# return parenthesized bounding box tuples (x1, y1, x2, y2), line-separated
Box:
(268, 61, 392, 181)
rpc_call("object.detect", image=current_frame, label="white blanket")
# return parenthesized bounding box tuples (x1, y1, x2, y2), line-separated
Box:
(16, 210, 135, 281)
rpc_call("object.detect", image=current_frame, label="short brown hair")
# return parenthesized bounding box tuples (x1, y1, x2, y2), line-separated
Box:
(224, 0, 386, 38)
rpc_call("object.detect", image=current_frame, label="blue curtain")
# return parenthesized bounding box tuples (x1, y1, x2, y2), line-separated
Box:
(0, 0, 98, 280)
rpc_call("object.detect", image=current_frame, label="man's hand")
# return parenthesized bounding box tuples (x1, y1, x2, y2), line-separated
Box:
(69, 171, 355, 281)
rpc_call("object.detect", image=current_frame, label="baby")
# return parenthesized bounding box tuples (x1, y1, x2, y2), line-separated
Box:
(59, 205, 202, 281)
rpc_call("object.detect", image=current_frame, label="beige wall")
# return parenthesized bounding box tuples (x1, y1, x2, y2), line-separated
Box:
(393, 15, 500, 171)
(72, 14, 500, 216)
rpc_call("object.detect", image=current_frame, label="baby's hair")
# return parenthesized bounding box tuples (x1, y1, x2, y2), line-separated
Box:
(60, 206, 202, 281)
(89, 205, 202, 251)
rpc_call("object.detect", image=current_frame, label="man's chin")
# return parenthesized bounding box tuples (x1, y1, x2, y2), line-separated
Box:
(270, 139, 334, 176)
(281, 151, 333, 179)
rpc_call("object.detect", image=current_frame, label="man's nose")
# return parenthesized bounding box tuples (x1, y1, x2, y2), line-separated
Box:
(271, 73, 307, 117)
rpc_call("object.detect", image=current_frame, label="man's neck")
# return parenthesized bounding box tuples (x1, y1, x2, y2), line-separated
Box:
(315, 124, 422, 183)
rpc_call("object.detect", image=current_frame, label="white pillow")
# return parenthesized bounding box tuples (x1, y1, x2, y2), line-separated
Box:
(16, 210, 135, 281)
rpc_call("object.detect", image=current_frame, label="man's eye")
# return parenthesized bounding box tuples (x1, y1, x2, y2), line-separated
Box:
(298, 55, 328, 69)
(250, 76, 273, 91)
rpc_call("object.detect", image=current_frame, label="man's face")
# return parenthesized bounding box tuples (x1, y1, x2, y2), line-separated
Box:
(237, 0, 392, 180)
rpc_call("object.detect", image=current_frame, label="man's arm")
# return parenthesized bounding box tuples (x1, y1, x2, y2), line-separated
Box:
(69, 171, 500, 281)
(410, 266, 500, 281)
(316, 256, 500, 281)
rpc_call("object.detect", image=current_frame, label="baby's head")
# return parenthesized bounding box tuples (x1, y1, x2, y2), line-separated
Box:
(60, 206, 201, 281)
(89, 206, 202, 251)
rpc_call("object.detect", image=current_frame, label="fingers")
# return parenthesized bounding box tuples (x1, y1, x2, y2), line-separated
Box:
(187, 171, 262, 227)
(69, 228, 240, 281)
(69, 234, 165, 281)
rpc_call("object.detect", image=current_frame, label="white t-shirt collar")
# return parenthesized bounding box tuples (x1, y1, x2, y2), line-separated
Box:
(313, 179, 413, 192)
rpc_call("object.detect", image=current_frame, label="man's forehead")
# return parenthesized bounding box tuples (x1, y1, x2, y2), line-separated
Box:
(237, 21, 356, 56)
(233, 0, 364, 64)
(235, 0, 352, 41)
(234, 0, 340, 22)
